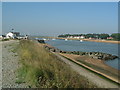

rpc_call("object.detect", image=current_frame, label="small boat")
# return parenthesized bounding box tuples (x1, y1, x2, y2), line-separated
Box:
(43, 38, 47, 41)
(52, 38, 56, 40)
(65, 39, 68, 41)
(35, 38, 38, 40)
(80, 40, 83, 42)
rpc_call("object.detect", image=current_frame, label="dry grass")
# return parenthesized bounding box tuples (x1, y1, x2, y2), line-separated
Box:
(17, 40, 97, 88)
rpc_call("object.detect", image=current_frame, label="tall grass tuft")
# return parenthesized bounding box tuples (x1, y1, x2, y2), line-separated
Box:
(18, 40, 97, 88)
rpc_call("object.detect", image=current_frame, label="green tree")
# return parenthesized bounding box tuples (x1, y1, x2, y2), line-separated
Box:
(99, 34, 109, 39)
(111, 33, 120, 41)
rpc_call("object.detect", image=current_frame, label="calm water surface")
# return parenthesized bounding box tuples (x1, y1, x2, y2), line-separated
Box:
(45, 39, 120, 70)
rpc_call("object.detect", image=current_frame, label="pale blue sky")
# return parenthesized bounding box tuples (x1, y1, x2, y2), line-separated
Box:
(2, 2, 118, 36)
(0, 2, 2, 34)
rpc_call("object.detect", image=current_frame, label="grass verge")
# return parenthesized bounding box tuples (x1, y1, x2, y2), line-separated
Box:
(17, 40, 97, 88)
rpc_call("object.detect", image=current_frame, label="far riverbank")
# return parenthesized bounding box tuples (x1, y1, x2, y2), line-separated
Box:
(83, 39, 120, 44)
(56, 37, 120, 44)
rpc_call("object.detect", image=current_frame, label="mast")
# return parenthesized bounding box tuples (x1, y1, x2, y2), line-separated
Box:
(11, 28, 14, 32)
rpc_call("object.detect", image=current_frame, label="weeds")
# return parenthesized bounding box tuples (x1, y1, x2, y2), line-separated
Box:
(17, 40, 97, 88)
(2, 39, 9, 41)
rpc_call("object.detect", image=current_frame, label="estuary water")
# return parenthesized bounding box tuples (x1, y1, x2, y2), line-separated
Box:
(45, 39, 120, 70)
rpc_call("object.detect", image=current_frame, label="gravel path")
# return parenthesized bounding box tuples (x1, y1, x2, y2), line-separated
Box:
(52, 52, 119, 88)
(2, 40, 28, 88)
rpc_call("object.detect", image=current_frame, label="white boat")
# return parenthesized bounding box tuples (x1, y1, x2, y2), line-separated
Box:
(65, 39, 68, 41)
(52, 38, 56, 40)
(80, 40, 83, 42)
(43, 38, 47, 40)
(35, 38, 38, 40)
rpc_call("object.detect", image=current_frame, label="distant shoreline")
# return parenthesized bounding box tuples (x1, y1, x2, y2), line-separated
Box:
(83, 39, 120, 44)
(56, 37, 120, 44)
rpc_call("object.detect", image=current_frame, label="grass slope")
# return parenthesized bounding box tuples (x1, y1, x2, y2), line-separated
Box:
(17, 40, 97, 88)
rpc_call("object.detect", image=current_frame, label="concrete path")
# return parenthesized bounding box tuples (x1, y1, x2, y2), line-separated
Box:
(52, 52, 119, 88)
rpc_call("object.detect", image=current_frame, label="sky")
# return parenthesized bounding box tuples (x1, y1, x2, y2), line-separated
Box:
(2, 2, 118, 36)
(0, 2, 2, 35)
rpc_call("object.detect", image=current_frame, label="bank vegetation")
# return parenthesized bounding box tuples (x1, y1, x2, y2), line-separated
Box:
(17, 40, 97, 88)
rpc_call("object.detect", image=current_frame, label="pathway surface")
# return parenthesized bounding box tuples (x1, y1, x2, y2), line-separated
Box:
(52, 52, 119, 88)
(2, 40, 28, 88)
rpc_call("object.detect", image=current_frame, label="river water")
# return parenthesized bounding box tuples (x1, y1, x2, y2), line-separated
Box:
(45, 39, 120, 70)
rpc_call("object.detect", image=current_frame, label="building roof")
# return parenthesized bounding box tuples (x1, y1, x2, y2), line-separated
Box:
(11, 32, 20, 34)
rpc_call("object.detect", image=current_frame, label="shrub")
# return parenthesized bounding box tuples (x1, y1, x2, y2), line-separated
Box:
(2, 38, 9, 41)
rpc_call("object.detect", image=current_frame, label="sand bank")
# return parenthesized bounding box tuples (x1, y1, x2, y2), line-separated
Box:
(56, 37, 120, 44)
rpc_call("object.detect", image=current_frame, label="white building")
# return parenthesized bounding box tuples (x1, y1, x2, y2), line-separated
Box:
(0, 36, 2, 39)
(67, 36, 73, 38)
(80, 36, 85, 39)
(6, 32, 20, 39)
(74, 36, 80, 39)
(17, 35, 28, 39)
(6, 32, 14, 38)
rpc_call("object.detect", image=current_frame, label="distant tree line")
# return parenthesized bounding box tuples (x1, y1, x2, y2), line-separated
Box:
(111, 33, 120, 41)
(58, 33, 120, 41)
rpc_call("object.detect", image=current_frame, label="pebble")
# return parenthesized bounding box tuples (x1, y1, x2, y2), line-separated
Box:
(2, 41, 28, 88)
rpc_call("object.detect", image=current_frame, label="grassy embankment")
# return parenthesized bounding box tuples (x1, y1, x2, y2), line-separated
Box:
(17, 40, 97, 88)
